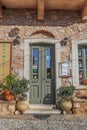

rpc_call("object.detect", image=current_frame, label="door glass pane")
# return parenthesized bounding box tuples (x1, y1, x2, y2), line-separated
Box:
(85, 48, 87, 58)
(86, 59, 87, 69)
(79, 71, 83, 84)
(32, 48, 39, 79)
(79, 59, 83, 69)
(78, 49, 82, 57)
(46, 48, 51, 79)
(86, 71, 87, 77)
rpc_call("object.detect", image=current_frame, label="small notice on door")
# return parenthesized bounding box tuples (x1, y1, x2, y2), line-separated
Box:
(33, 65, 38, 73)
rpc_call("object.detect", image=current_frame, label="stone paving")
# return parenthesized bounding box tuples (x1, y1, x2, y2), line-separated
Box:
(0, 114, 87, 130)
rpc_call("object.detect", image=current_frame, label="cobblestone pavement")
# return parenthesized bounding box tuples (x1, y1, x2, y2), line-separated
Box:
(0, 114, 87, 130)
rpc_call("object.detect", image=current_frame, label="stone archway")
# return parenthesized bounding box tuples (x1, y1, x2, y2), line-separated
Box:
(30, 30, 55, 38)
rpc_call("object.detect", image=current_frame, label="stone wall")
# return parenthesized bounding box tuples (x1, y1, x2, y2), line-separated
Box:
(0, 100, 16, 116)
(0, 9, 87, 80)
(0, 10, 87, 89)
(72, 89, 87, 114)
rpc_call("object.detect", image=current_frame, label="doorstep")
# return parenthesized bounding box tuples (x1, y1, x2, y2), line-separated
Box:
(24, 104, 61, 114)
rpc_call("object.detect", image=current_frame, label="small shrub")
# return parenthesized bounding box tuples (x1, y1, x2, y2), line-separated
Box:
(11, 78, 29, 100)
(59, 85, 75, 100)
(1, 74, 29, 101)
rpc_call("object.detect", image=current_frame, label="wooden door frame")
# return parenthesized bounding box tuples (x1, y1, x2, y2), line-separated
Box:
(29, 44, 55, 104)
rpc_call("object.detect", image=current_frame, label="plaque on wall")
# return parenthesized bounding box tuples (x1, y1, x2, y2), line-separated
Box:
(9, 27, 19, 37)
(59, 62, 72, 78)
(0, 43, 11, 79)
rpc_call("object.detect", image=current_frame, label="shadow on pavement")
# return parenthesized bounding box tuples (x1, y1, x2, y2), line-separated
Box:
(33, 114, 50, 120)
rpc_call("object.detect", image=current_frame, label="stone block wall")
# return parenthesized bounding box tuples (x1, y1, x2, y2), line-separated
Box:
(0, 100, 16, 116)
(0, 9, 86, 81)
(73, 100, 87, 114)
(0, 9, 87, 111)
(72, 89, 87, 114)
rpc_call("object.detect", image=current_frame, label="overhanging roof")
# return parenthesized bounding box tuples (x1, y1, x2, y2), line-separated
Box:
(0, 0, 87, 21)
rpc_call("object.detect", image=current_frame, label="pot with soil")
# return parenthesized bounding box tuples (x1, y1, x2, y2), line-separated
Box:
(59, 85, 75, 113)
(16, 100, 29, 113)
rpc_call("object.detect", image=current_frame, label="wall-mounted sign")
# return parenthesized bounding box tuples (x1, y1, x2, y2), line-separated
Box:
(59, 62, 72, 78)
(0, 43, 11, 80)
(9, 27, 19, 37)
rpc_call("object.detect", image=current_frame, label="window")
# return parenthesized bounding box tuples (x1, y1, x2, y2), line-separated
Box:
(32, 48, 39, 79)
(46, 48, 51, 79)
(78, 45, 87, 84)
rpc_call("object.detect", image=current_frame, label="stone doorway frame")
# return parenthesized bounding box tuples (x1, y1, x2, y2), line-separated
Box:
(24, 38, 61, 103)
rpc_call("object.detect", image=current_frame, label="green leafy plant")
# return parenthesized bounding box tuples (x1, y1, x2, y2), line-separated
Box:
(11, 78, 29, 101)
(1, 74, 29, 101)
(3, 73, 18, 90)
(59, 85, 75, 100)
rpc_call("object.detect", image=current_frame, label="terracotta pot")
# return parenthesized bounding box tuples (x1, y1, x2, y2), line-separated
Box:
(60, 99, 72, 112)
(5, 94, 15, 101)
(16, 100, 29, 113)
(4, 90, 11, 95)
(83, 79, 87, 85)
(4, 90, 15, 101)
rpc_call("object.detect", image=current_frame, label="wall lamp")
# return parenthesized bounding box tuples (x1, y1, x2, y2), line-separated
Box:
(60, 37, 69, 47)
(12, 35, 20, 46)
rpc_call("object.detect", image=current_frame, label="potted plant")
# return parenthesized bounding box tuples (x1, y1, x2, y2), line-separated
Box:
(11, 78, 29, 113)
(59, 85, 75, 113)
(2, 73, 29, 113)
(0, 73, 17, 101)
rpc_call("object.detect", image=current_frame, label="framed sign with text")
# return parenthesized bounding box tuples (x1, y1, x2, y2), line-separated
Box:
(59, 62, 72, 78)
(0, 43, 11, 80)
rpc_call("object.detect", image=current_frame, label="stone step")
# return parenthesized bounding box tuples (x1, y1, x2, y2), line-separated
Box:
(24, 104, 61, 114)
(24, 109, 61, 115)
(29, 104, 55, 110)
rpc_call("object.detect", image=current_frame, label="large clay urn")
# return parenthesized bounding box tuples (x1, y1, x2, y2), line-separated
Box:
(60, 99, 72, 112)
(16, 100, 29, 113)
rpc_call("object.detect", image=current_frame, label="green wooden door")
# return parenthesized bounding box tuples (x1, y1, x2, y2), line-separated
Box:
(30, 44, 55, 104)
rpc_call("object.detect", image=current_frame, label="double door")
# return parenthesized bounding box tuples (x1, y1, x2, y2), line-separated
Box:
(30, 44, 55, 104)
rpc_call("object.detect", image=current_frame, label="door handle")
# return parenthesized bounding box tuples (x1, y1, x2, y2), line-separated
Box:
(42, 77, 48, 82)
(43, 77, 46, 80)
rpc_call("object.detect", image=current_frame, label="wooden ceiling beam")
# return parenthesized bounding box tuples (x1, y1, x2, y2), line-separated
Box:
(81, 0, 87, 21)
(37, 0, 44, 20)
(0, 0, 2, 18)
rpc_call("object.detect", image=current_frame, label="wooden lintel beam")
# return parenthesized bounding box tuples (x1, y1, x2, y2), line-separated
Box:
(0, 0, 2, 19)
(37, 0, 44, 20)
(81, 0, 87, 21)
